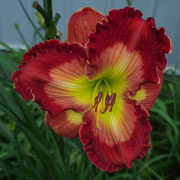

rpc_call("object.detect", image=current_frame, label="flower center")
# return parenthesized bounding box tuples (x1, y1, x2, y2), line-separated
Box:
(92, 79, 116, 114)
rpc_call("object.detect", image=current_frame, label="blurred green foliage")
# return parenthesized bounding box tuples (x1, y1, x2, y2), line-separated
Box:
(0, 0, 180, 179)
(0, 44, 179, 180)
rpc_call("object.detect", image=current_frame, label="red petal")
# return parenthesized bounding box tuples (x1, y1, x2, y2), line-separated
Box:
(86, 7, 171, 86)
(80, 99, 151, 172)
(67, 7, 104, 45)
(12, 39, 90, 117)
(132, 68, 163, 110)
(45, 110, 83, 138)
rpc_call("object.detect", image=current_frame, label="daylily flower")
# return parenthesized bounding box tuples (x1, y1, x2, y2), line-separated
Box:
(12, 7, 171, 172)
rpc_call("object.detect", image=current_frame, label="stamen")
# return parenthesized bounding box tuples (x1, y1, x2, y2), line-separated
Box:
(100, 95, 110, 114)
(92, 79, 116, 114)
(100, 93, 116, 113)
(93, 91, 103, 106)
(109, 93, 116, 112)
(103, 79, 111, 95)
(96, 115, 101, 129)
(91, 79, 103, 105)
(92, 91, 103, 112)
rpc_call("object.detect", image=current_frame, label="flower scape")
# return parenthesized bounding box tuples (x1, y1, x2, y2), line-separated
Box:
(12, 7, 171, 172)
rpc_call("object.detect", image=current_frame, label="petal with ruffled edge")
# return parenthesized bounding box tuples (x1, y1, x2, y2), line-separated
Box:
(80, 98, 152, 172)
(86, 7, 171, 97)
(67, 7, 104, 45)
(132, 68, 163, 110)
(45, 110, 83, 138)
(12, 39, 94, 117)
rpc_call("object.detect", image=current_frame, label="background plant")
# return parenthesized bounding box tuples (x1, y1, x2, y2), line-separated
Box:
(0, 0, 179, 179)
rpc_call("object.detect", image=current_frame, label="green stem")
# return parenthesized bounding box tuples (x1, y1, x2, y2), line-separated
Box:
(47, 0, 53, 23)
(14, 130, 23, 164)
(131, 163, 138, 180)
(14, 23, 30, 49)
(54, 13, 61, 25)
(43, 0, 48, 12)
(33, 1, 49, 26)
(0, 42, 16, 53)
(18, 0, 44, 41)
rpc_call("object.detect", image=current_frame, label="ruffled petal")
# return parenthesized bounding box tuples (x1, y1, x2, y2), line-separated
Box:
(67, 7, 104, 45)
(132, 68, 163, 110)
(45, 110, 83, 138)
(12, 39, 93, 117)
(80, 97, 152, 172)
(86, 7, 171, 96)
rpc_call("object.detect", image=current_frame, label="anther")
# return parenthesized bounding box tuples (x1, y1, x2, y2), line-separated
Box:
(100, 93, 116, 114)
(100, 95, 110, 114)
(109, 93, 116, 112)
(92, 91, 103, 112)
(93, 91, 103, 107)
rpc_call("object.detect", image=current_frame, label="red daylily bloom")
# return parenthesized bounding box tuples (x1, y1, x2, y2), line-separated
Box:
(12, 7, 171, 172)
